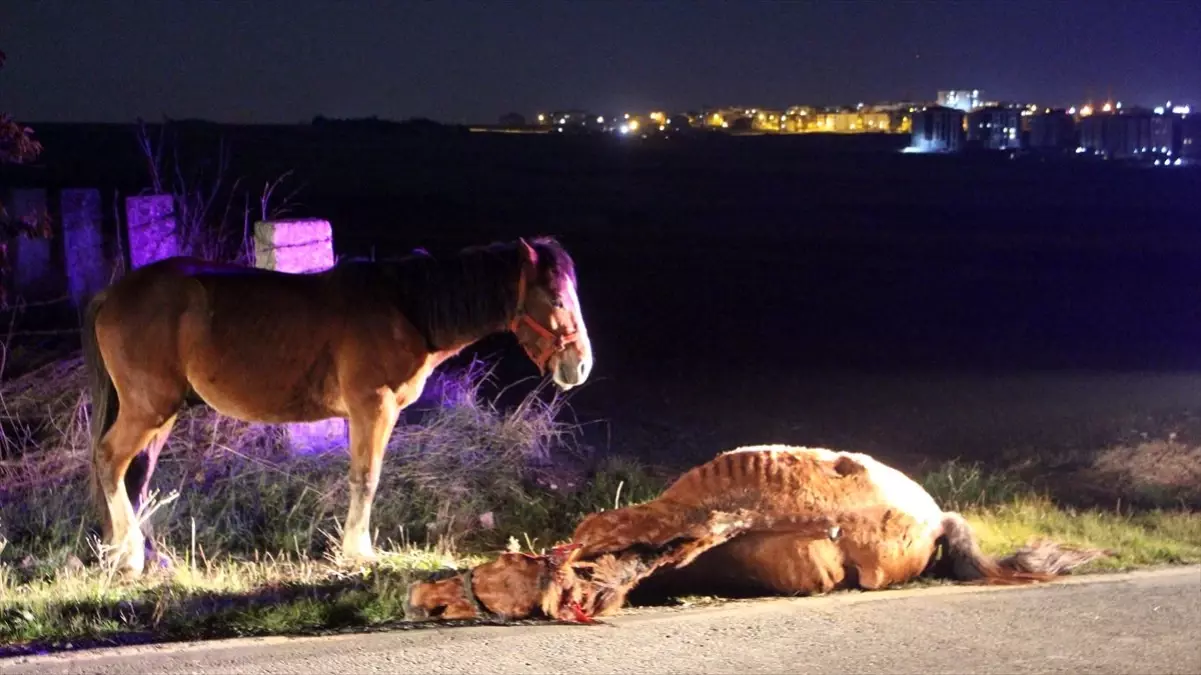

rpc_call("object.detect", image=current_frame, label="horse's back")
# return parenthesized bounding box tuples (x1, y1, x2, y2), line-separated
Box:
(662, 445, 944, 525)
(98, 256, 339, 332)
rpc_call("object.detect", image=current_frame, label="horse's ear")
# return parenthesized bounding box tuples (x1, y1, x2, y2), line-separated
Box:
(518, 237, 539, 268)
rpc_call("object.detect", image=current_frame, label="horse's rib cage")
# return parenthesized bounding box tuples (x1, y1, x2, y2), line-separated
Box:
(661, 446, 852, 508)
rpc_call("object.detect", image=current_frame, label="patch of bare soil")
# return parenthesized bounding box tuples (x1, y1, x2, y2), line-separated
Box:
(1004, 439, 1201, 511)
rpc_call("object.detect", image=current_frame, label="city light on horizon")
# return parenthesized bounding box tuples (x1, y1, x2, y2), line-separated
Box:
(526, 91, 1193, 130)
(515, 89, 1195, 165)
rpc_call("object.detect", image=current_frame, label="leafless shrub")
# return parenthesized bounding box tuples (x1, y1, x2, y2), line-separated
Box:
(131, 118, 305, 266)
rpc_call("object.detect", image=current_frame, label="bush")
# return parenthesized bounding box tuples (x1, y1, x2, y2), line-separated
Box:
(919, 459, 1030, 511)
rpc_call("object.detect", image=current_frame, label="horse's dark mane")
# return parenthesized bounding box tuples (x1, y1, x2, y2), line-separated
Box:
(378, 237, 575, 351)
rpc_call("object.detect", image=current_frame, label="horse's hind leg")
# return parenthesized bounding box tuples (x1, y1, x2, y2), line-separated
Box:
(95, 411, 176, 576)
(124, 415, 177, 570)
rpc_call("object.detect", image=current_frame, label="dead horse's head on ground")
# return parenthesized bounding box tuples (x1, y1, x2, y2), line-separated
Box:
(82, 236, 593, 576)
(406, 445, 1109, 622)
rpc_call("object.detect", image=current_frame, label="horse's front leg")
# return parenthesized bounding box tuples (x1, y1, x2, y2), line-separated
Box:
(341, 396, 401, 563)
(94, 412, 174, 576)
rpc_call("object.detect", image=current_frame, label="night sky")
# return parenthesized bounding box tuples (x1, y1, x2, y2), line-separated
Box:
(3, 0, 1198, 124)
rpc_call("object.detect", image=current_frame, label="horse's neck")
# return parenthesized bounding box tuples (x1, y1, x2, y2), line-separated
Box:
(394, 250, 521, 352)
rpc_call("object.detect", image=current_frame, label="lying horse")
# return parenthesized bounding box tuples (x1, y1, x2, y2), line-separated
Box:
(406, 445, 1107, 622)
(83, 237, 593, 576)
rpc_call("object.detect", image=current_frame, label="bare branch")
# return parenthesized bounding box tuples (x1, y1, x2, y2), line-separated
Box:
(132, 118, 165, 194)
(126, 117, 302, 264)
(259, 170, 308, 222)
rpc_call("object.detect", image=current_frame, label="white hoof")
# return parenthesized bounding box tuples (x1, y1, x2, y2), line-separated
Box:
(340, 532, 378, 564)
(111, 541, 146, 578)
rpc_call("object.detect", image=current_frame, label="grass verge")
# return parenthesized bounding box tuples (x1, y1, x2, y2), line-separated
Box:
(919, 454, 1201, 570)
(1, 356, 1198, 654)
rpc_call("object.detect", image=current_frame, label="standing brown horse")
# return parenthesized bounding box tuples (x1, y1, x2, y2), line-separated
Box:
(82, 236, 593, 576)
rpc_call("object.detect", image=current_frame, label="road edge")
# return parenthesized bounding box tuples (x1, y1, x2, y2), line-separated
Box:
(4, 564, 1198, 668)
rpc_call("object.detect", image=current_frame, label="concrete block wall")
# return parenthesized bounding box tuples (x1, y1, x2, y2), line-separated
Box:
(125, 195, 179, 269)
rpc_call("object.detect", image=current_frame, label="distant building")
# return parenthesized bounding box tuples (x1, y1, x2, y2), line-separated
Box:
(909, 105, 966, 152)
(700, 107, 749, 129)
(872, 101, 922, 133)
(1181, 115, 1201, 163)
(1150, 113, 1185, 157)
(937, 90, 982, 112)
(1027, 110, 1076, 152)
(805, 109, 893, 133)
(1078, 109, 1154, 159)
(540, 110, 593, 132)
(751, 109, 787, 132)
(966, 106, 1021, 150)
(775, 106, 814, 133)
(797, 108, 893, 132)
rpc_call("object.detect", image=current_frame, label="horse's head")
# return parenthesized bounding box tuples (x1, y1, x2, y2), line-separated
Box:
(510, 237, 593, 390)
(404, 543, 592, 623)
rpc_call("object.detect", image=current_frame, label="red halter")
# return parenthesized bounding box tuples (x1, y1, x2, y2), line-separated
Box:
(510, 265, 579, 374)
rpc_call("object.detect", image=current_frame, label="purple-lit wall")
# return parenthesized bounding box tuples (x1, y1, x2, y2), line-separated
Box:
(2, 188, 60, 301)
(125, 195, 179, 269)
(61, 188, 110, 307)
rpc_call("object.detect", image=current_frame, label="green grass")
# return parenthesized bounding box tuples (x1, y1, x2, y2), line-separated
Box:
(0, 546, 487, 649)
(1, 356, 1198, 654)
(921, 460, 1201, 570)
(965, 501, 1201, 570)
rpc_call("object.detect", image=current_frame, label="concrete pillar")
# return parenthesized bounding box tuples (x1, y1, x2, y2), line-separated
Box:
(124, 195, 178, 268)
(253, 218, 336, 273)
(253, 218, 346, 453)
(60, 188, 110, 307)
(1, 187, 59, 302)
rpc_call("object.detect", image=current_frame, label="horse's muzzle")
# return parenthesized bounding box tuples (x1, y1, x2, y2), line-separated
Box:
(551, 348, 592, 390)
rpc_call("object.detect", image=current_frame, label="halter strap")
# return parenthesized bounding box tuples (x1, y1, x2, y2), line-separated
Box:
(458, 560, 565, 622)
(459, 567, 504, 621)
(509, 260, 579, 373)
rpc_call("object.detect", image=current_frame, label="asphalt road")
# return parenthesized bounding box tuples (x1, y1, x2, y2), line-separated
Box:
(5, 566, 1199, 675)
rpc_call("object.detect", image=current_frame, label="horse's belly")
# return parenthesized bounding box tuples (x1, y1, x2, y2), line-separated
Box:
(638, 519, 940, 599)
(639, 534, 849, 598)
(179, 296, 348, 422)
(188, 375, 346, 423)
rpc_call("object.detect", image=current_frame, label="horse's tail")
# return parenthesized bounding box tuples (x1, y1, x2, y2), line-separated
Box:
(83, 290, 118, 524)
(933, 512, 1109, 585)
